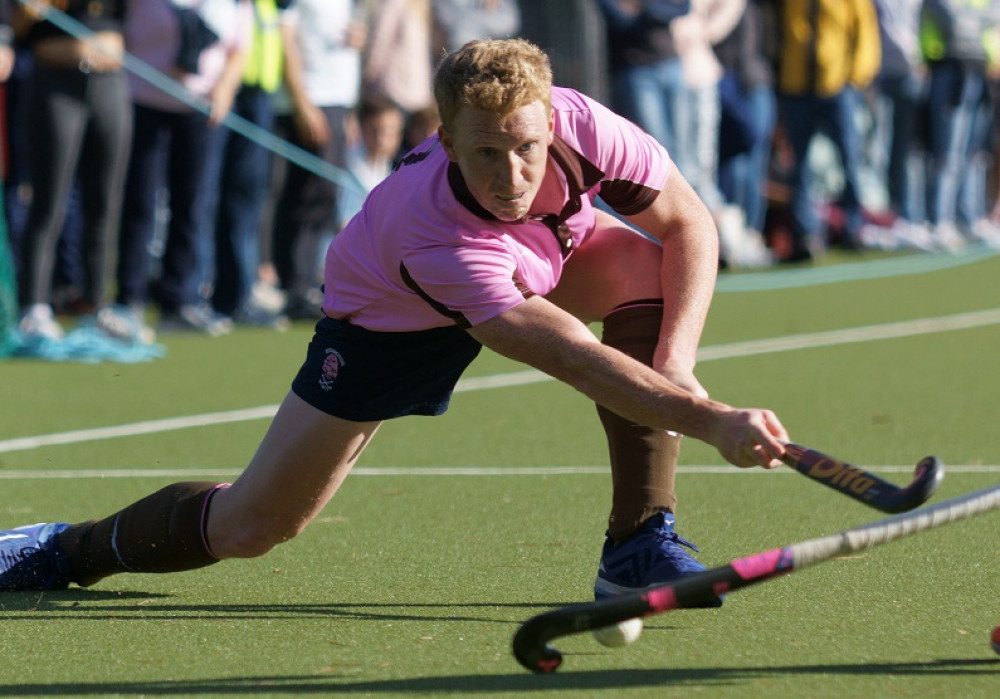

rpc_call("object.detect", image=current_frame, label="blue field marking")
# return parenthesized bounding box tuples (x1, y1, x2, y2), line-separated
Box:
(716, 245, 1000, 293)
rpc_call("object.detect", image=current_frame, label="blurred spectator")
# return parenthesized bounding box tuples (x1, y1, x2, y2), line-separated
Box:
(596, 0, 689, 159)
(921, 0, 1000, 249)
(0, 5, 13, 110)
(671, 0, 741, 199)
(1, 41, 89, 318)
(715, 0, 777, 265)
(395, 102, 440, 165)
(361, 0, 435, 116)
(337, 97, 405, 229)
(873, 0, 926, 226)
(2, 40, 31, 256)
(117, 0, 251, 336)
(269, 0, 364, 320)
(776, 0, 881, 262)
(519, 0, 609, 104)
(0, 7, 16, 356)
(990, 77, 1000, 228)
(203, 0, 290, 329)
(47, 185, 87, 314)
(672, 0, 772, 268)
(1, 9, 89, 311)
(12, 0, 135, 341)
(431, 0, 520, 55)
(852, 0, 939, 252)
(596, 1, 769, 267)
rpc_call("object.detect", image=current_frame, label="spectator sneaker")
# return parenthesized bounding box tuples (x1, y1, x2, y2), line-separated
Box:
(932, 222, 967, 252)
(594, 512, 723, 607)
(159, 304, 233, 337)
(92, 304, 157, 345)
(233, 303, 290, 331)
(18, 304, 65, 341)
(249, 280, 287, 314)
(0, 522, 72, 591)
(968, 218, 1000, 249)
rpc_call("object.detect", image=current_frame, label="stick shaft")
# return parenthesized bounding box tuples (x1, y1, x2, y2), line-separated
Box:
(792, 481, 1000, 566)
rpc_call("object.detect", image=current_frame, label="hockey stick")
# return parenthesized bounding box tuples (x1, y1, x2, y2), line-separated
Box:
(782, 443, 943, 513)
(513, 481, 1000, 673)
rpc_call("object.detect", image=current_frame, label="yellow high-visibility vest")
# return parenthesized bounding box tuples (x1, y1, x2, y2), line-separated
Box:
(920, 0, 1000, 67)
(244, 0, 283, 93)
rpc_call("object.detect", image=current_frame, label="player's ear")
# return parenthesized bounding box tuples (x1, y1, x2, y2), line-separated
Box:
(547, 109, 555, 145)
(438, 125, 458, 162)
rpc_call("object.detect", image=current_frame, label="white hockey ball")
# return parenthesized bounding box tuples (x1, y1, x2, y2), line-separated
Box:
(592, 617, 643, 647)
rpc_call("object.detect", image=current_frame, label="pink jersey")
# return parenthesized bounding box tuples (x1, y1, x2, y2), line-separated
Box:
(323, 86, 673, 331)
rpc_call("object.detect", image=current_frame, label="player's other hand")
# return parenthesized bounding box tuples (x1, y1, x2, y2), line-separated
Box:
(712, 408, 789, 469)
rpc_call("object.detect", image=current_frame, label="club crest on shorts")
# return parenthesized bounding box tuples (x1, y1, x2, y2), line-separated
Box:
(319, 348, 346, 391)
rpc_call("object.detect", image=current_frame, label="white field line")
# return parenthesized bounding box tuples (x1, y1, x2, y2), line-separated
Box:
(0, 406, 278, 454)
(697, 308, 1000, 361)
(0, 465, 997, 480)
(2, 308, 999, 456)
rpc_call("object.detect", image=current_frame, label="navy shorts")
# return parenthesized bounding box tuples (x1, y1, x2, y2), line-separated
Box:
(291, 317, 483, 422)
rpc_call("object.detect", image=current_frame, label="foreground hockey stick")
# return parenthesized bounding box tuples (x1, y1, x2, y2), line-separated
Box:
(513, 481, 1000, 673)
(782, 443, 943, 513)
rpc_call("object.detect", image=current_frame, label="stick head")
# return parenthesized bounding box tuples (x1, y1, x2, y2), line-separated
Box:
(782, 444, 945, 513)
(512, 625, 563, 673)
(900, 456, 944, 510)
(875, 455, 944, 513)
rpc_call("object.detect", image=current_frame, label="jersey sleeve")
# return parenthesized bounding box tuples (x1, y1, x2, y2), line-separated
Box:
(553, 87, 674, 216)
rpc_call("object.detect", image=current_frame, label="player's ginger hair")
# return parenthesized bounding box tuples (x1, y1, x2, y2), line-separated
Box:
(433, 38, 553, 131)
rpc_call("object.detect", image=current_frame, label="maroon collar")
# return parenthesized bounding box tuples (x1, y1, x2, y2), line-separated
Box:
(446, 134, 605, 224)
(446, 134, 605, 255)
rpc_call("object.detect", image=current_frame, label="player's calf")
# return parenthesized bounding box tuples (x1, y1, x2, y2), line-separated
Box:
(1, 482, 227, 591)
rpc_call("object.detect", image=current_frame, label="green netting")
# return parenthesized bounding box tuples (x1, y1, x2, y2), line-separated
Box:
(0, 183, 18, 358)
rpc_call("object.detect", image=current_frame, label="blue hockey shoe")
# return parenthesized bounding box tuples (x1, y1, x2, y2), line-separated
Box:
(0, 523, 72, 591)
(594, 512, 723, 607)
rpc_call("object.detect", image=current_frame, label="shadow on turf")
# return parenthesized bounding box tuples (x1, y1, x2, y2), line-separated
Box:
(0, 591, 591, 626)
(5, 594, 997, 692)
(0, 589, 172, 611)
(1, 661, 998, 694)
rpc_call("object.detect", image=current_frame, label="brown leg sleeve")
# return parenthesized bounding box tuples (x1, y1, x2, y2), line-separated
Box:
(57, 481, 227, 587)
(598, 302, 680, 542)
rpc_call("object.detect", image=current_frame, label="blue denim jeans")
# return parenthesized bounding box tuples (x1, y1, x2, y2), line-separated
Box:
(117, 104, 215, 311)
(779, 88, 865, 244)
(202, 87, 275, 316)
(270, 105, 350, 307)
(719, 83, 776, 232)
(674, 81, 723, 213)
(609, 57, 684, 158)
(876, 72, 927, 222)
(925, 59, 993, 227)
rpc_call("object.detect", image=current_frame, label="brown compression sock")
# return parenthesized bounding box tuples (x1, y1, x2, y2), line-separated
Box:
(597, 301, 680, 542)
(57, 481, 227, 587)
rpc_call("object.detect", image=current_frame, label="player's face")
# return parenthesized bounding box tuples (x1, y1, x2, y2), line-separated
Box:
(439, 100, 554, 222)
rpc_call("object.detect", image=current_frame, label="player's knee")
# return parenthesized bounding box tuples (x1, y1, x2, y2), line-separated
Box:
(211, 515, 309, 559)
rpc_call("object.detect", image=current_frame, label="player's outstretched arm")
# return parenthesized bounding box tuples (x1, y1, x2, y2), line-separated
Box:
(467, 297, 788, 468)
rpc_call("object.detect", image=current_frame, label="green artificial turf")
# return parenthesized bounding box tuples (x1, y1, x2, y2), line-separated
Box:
(1, 251, 999, 697)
